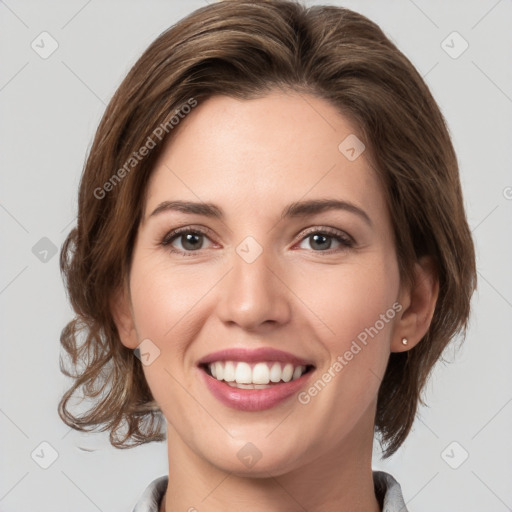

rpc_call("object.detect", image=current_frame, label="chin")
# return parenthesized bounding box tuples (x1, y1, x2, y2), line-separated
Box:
(197, 435, 314, 478)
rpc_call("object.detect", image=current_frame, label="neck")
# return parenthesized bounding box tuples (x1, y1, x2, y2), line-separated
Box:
(162, 406, 381, 512)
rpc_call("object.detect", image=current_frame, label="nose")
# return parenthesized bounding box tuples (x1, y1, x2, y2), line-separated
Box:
(216, 244, 292, 332)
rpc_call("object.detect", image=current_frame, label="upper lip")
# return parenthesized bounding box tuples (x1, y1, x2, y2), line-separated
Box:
(197, 347, 314, 367)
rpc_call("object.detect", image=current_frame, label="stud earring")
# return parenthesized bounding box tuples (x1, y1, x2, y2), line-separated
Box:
(401, 338, 408, 346)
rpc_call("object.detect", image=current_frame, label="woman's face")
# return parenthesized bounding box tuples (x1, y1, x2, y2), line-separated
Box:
(120, 90, 405, 476)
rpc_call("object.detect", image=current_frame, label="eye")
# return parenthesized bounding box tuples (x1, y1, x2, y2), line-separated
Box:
(296, 227, 354, 253)
(160, 225, 355, 256)
(161, 227, 214, 254)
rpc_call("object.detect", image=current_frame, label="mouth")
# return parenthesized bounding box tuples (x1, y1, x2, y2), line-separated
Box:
(197, 347, 316, 411)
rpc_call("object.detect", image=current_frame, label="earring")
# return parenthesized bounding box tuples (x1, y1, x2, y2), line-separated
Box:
(401, 338, 408, 346)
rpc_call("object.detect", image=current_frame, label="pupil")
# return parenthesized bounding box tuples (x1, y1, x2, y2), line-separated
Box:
(311, 234, 330, 250)
(180, 233, 332, 251)
(183, 233, 202, 250)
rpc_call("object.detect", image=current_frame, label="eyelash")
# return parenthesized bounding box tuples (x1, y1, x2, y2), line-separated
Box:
(160, 225, 355, 256)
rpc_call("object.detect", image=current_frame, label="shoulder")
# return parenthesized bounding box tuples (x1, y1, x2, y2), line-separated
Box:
(373, 470, 409, 512)
(132, 475, 168, 512)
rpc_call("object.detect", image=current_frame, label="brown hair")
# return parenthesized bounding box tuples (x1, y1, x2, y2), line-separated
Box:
(58, 0, 476, 456)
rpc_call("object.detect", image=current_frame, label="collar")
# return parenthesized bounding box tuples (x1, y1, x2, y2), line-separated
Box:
(133, 470, 408, 512)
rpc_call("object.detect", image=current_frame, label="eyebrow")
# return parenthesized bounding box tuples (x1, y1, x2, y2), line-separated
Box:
(148, 198, 372, 226)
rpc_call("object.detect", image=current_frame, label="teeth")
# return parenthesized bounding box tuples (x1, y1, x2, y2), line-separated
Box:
(292, 365, 302, 380)
(252, 363, 270, 384)
(226, 382, 272, 389)
(223, 361, 236, 382)
(214, 361, 224, 381)
(235, 362, 252, 384)
(282, 363, 294, 383)
(269, 362, 282, 383)
(207, 361, 307, 385)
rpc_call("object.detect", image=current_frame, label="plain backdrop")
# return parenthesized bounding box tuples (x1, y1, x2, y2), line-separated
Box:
(1, 1, 511, 511)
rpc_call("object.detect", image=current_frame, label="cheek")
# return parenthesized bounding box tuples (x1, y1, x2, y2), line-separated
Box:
(296, 256, 400, 348)
(129, 261, 201, 415)
(129, 257, 210, 342)
(127, 257, 218, 410)
(296, 255, 401, 417)
(288, 257, 401, 447)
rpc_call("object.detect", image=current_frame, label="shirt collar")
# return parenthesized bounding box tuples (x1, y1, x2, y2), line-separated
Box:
(133, 471, 408, 512)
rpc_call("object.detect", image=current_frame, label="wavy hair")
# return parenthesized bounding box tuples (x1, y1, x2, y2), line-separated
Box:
(58, 0, 477, 456)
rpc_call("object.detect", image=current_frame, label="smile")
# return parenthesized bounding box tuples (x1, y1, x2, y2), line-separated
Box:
(197, 348, 315, 411)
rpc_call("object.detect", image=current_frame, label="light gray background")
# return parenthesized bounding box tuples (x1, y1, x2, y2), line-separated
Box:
(1, 0, 511, 511)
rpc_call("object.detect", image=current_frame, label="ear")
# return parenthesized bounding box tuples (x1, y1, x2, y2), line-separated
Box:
(392, 256, 440, 353)
(110, 280, 139, 350)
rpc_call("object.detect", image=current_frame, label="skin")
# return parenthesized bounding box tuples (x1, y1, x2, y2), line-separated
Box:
(112, 90, 439, 512)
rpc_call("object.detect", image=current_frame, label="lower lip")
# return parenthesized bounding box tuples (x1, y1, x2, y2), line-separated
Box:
(200, 368, 313, 411)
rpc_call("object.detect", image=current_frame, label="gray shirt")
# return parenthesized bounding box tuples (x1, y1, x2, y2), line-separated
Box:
(132, 471, 408, 511)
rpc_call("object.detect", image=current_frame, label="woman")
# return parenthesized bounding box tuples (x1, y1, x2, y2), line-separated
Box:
(58, 1, 476, 510)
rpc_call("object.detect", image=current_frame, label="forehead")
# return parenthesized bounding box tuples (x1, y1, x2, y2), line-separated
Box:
(144, 91, 385, 221)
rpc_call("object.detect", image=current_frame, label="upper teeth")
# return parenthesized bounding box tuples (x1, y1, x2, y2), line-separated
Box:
(208, 361, 306, 385)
